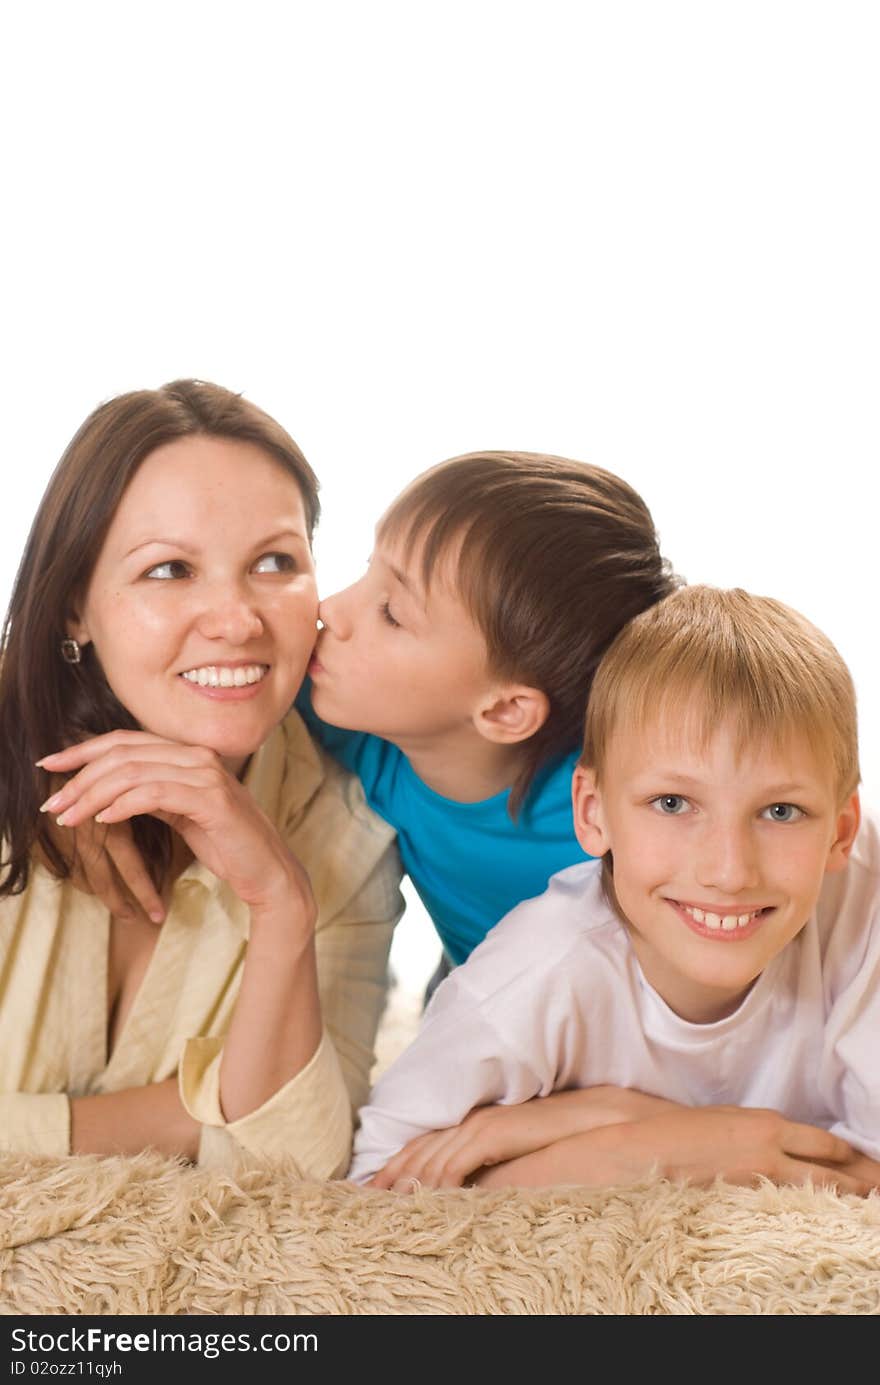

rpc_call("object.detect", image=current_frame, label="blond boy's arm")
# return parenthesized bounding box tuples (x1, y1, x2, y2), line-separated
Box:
(472, 1105, 880, 1197)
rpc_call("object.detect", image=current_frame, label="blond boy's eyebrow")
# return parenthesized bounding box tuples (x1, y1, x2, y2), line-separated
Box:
(638, 770, 815, 798)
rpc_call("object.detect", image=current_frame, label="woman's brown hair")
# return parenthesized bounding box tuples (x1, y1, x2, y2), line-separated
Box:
(379, 451, 679, 814)
(0, 379, 319, 898)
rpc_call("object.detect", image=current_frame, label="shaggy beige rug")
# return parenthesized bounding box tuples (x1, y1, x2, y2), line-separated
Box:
(1, 1150, 879, 1315)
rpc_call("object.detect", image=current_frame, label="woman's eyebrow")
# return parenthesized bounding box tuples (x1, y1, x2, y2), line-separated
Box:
(122, 527, 308, 559)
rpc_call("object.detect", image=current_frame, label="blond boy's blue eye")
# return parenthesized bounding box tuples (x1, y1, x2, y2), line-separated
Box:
(652, 795, 689, 815)
(762, 803, 804, 823)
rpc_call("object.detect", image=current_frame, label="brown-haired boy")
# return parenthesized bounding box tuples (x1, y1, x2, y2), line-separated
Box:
(298, 450, 677, 967)
(350, 587, 880, 1196)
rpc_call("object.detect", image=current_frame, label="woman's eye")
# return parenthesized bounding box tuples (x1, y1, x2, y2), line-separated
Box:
(651, 794, 690, 815)
(253, 552, 296, 574)
(379, 600, 401, 628)
(761, 802, 804, 823)
(144, 560, 190, 580)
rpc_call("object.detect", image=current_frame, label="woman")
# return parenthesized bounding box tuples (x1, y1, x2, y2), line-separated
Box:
(0, 380, 402, 1174)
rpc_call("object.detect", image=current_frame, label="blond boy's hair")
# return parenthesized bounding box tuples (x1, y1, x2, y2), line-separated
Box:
(582, 586, 860, 801)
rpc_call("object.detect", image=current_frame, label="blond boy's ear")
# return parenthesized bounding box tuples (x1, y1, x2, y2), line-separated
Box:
(824, 791, 861, 874)
(473, 685, 550, 745)
(571, 765, 611, 857)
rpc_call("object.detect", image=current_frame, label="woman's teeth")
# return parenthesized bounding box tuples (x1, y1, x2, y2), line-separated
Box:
(681, 903, 764, 931)
(180, 664, 268, 688)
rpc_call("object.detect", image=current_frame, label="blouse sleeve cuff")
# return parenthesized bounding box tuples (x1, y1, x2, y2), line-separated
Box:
(0, 1093, 71, 1156)
(178, 1031, 353, 1178)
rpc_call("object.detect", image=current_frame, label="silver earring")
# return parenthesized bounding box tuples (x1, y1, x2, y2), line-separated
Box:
(60, 638, 82, 665)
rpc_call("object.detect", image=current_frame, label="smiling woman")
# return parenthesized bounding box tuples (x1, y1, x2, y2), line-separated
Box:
(0, 380, 403, 1171)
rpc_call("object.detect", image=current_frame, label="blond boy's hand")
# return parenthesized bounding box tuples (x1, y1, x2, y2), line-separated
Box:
(369, 1086, 681, 1190)
(472, 1105, 880, 1197)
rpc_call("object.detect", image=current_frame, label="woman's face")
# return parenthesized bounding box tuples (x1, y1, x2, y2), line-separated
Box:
(70, 436, 318, 774)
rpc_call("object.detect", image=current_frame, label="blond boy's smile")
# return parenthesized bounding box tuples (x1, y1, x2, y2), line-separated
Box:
(666, 898, 772, 941)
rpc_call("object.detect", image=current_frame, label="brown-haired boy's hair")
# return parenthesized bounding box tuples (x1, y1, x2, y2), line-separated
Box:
(582, 585, 860, 801)
(379, 451, 678, 812)
(0, 379, 318, 899)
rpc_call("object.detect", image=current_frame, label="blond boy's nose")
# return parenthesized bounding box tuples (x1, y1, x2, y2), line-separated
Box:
(694, 824, 760, 894)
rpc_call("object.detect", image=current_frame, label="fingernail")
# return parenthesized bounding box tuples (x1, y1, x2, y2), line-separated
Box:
(55, 813, 69, 827)
(94, 813, 106, 824)
(39, 793, 62, 813)
(149, 910, 165, 924)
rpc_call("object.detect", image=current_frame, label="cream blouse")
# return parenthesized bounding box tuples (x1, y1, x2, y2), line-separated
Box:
(0, 709, 403, 1178)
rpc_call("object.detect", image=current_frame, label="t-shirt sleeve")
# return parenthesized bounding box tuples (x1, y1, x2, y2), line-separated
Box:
(348, 971, 545, 1184)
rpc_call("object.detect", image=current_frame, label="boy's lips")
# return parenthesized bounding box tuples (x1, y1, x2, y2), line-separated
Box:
(667, 897, 774, 942)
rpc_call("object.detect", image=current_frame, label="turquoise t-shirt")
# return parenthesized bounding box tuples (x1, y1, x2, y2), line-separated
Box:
(296, 682, 588, 964)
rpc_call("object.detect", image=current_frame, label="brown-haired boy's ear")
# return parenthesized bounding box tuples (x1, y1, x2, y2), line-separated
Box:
(473, 685, 550, 746)
(571, 766, 611, 858)
(824, 791, 861, 874)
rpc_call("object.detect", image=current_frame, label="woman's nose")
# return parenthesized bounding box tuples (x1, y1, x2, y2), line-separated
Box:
(196, 588, 264, 644)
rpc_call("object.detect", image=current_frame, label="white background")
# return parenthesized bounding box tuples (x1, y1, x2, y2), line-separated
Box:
(2, 2, 877, 992)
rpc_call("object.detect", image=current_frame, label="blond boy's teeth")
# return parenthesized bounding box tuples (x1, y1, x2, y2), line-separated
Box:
(181, 664, 268, 688)
(681, 903, 762, 929)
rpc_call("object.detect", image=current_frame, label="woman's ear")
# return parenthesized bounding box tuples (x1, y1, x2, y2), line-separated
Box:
(473, 685, 550, 745)
(65, 607, 91, 648)
(572, 765, 611, 857)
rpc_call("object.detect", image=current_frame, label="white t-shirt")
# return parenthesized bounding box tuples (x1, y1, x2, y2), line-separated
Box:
(350, 811, 880, 1183)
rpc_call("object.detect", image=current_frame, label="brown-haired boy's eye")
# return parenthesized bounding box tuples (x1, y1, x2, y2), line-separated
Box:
(380, 601, 401, 629)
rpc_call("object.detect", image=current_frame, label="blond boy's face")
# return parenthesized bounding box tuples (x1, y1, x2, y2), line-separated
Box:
(572, 713, 860, 1024)
(309, 531, 497, 748)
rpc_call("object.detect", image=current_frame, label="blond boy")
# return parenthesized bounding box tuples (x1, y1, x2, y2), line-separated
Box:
(350, 587, 880, 1195)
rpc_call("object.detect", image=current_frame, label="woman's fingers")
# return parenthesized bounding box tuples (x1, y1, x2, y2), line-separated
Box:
(40, 741, 218, 818)
(37, 730, 172, 772)
(48, 763, 219, 829)
(72, 824, 138, 920)
(104, 825, 165, 923)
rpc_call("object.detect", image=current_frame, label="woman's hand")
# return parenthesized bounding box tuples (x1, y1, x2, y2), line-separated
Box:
(40, 730, 323, 1125)
(38, 730, 313, 921)
(37, 808, 166, 923)
(369, 1086, 681, 1190)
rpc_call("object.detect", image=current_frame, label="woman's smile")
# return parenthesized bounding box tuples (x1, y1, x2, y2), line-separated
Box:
(179, 660, 271, 699)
